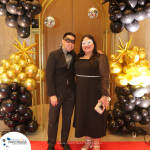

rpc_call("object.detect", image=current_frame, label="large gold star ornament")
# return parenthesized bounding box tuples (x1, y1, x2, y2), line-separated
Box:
(11, 38, 37, 64)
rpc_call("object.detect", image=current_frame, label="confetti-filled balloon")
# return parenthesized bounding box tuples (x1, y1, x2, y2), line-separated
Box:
(88, 7, 98, 18)
(44, 16, 55, 27)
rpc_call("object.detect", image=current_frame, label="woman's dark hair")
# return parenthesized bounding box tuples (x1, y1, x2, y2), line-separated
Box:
(77, 35, 99, 64)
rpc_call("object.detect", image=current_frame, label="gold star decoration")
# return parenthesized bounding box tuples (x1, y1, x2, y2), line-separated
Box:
(11, 37, 37, 64)
(113, 36, 133, 63)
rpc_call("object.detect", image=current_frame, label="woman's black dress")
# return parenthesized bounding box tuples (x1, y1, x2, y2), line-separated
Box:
(73, 54, 110, 138)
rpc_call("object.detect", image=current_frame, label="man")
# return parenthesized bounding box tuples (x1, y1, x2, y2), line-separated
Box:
(46, 32, 76, 150)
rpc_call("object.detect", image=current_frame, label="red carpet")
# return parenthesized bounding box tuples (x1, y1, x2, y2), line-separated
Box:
(30, 141, 150, 150)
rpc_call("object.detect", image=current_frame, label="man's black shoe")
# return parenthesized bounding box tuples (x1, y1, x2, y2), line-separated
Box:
(60, 143, 71, 150)
(47, 146, 54, 150)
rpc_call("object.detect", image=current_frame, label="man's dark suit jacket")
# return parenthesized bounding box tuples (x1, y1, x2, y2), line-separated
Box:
(46, 47, 76, 97)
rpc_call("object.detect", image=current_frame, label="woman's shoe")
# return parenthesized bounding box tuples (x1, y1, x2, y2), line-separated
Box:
(81, 140, 92, 150)
(93, 145, 100, 150)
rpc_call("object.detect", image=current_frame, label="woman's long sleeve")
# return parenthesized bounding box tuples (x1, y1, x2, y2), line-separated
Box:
(98, 54, 110, 96)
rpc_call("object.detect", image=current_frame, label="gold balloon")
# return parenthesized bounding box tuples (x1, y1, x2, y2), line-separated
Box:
(35, 69, 45, 81)
(110, 54, 117, 62)
(127, 62, 136, 70)
(3, 61, 10, 70)
(138, 51, 146, 59)
(13, 64, 22, 74)
(115, 73, 128, 87)
(0, 73, 12, 84)
(25, 64, 38, 78)
(109, 61, 122, 75)
(13, 77, 21, 84)
(123, 66, 128, 74)
(117, 57, 124, 63)
(9, 64, 16, 70)
(132, 46, 139, 52)
(126, 68, 142, 85)
(27, 59, 35, 64)
(1, 59, 7, 66)
(139, 47, 145, 51)
(136, 59, 150, 71)
(125, 50, 139, 63)
(0, 66, 6, 74)
(19, 59, 27, 68)
(17, 72, 26, 81)
(8, 53, 20, 64)
(6, 70, 16, 79)
(20, 78, 37, 91)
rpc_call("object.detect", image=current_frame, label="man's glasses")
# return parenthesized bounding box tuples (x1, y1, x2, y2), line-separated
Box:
(64, 38, 75, 44)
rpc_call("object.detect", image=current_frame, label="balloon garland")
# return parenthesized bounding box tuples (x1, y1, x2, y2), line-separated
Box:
(0, 38, 45, 91)
(108, 37, 150, 134)
(0, 0, 42, 38)
(0, 82, 38, 136)
(103, 0, 150, 33)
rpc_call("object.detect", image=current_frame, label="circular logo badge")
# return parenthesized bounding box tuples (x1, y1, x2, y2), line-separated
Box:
(0, 132, 31, 150)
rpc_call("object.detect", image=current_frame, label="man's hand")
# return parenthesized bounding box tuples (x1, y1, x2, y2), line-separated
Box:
(97, 50, 103, 54)
(50, 96, 58, 107)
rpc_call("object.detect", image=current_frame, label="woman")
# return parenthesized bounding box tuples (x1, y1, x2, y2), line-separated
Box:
(73, 35, 110, 150)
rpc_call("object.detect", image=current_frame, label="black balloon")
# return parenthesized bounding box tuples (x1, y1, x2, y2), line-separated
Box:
(124, 0, 137, 9)
(17, 26, 30, 38)
(126, 94, 135, 103)
(6, 0, 18, 15)
(7, 120, 16, 128)
(125, 20, 140, 32)
(23, 1, 32, 10)
(147, 107, 150, 116)
(4, 116, 12, 126)
(0, 83, 11, 98)
(121, 102, 135, 111)
(19, 0, 26, 6)
(109, 3, 117, 14)
(131, 111, 142, 122)
(24, 108, 33, 120)
(126, 121, 136, 132)
(12, 113, 20, 121)
(145, 3, 150, 13)
(1, 0, 8, 4)
(0, 98, 3, 102)
(10, 91, 19, 100)
(117, 95, 127, 103)
(16, 104, 28, 115)
(110, 20, 125, 33)
(116, 118, 124, 126)
(139, 108, 148, 117)
(120, 126, 128, 134)
(2, 98, 17, 113)
(123, 114, 131, 122)
(137, 0, 145, 5)
(5, 14, 18, 28)
(0, 111, 5, 120)
(139, 116, 150, 125)
(113, 107, 124, 118)
(19, 86, 26, 94)
(32, 17, 39, 28)
(120, 86, 130, 96)
(13, 123, 26, 134)
(0, 3, 7, 16)
(17, 15, 31, 27)
(113, 10, 122, 19)
(114, 102, 121, 108)
(10, 82, 20, 91)
(26, 120, 38, 133)
(108, 120, 119, 133)
(17, 7, 24, 16)
(19, 115, 26, 123)
(5, 111, 13, 118)
(119, 2, 126, 11)
(120, 9, 135, 24)
(19, 91, 32, 104)
(134, 6, 147, 21)
(26, 9, 34, 18)
(109, 14, 118, 21)
(32, 0, 42, 15)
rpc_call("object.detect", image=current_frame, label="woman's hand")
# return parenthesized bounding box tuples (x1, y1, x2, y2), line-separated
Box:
(98, 96, 109, 111)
